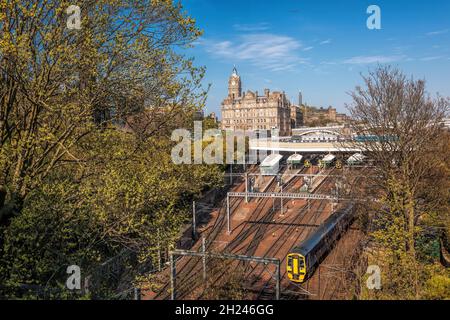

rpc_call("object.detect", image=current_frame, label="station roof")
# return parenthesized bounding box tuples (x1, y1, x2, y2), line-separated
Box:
(261, 154, 283, 167)
(287, 154, 303, 163)
(249, 139, 364, 153)
(347, 153, 366, 162)
(322, 154, 336, 162)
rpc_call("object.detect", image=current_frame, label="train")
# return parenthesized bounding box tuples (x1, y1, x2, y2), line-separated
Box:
(354, 134, 398, 142)
(286, 204, 355, 283)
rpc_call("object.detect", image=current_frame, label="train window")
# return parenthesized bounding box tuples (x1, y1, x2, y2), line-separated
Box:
(299, 259, 304, 268)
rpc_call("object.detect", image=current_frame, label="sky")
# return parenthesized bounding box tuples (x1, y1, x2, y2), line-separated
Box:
(181, 0, 450, 117)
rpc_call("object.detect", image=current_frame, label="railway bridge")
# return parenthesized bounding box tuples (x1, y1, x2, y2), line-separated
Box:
(291, 125, 346, 137)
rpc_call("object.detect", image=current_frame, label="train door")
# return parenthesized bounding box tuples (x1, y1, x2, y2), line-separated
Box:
(287, 253, 306, 283)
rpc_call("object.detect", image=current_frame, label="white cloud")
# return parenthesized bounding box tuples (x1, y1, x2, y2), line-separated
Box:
(320, 61, 338, 65)
(343, 55, 406, 64)
(204, 34, 307, 71)
(319, 39, 332, 45)
(233, 23, 270, 32)
(303, 46, 314, 51)
(426, 29, 449, 36)
(420, 56, 445, 61)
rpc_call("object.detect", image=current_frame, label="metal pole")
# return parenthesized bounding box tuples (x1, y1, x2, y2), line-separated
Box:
(157, 231, 161, 272)
(83, 275, 90, 296)
(229, 164, 233, 185)
(192, 201, 196, 240)
(202, 237, 207, 283)
(336, 182, 339, 203)
(158, 249, 161, 272)
(134, 288, 141, 300)
(170, 253, 176, 300)
(272, 194, 275, 212)
(318, 265, 321, 300)
(280, 184, 283, 215)
(157, 229, 161, 271)
(275, 261, 280, 300)
(227, 194, 231, 234)
(245, 172, 248, 203)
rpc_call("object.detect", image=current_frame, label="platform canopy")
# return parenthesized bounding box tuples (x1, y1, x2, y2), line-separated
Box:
(261, 154, 283, 167)
(347, 153, 366, 164)
(322, 154, 336, 163)
(287, 154, 303, 164)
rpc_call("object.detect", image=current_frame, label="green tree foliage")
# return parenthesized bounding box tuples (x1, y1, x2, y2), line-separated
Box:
(423, 273, 450, 300)
(0, 1, 223, 298)
(348, 66, 450, 299)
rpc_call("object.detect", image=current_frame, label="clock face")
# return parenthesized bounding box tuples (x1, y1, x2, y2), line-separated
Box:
(231, 81, 236, 86)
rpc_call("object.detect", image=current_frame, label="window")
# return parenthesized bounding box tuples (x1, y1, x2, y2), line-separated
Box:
(299, 258, 305, 269)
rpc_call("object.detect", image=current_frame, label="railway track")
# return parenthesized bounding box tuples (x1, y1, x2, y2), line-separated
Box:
(153, 172, 252, 299)
(217, 165, 365, 300)
(171, 171, 292, 297)
(302, 166, 368, 300)
(222, 167, 303, 256)
(189, 166, 333, 299)
(153, 163, 348, 300)
(155, 165, 267, 299)
(183, 180, 285, 298)
(252, 176, 334, 299)
(172, 199, 246, 296)
(202, 175, 332, 300)
(253, 201, 329, 299)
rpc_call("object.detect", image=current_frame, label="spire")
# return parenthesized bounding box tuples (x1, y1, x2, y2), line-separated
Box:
(232, 65, 238, 76)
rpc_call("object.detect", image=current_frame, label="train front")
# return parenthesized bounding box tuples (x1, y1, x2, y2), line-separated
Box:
(286, 253, 307, 283)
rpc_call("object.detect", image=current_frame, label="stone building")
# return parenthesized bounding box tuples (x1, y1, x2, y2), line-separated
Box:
(207, 112, 217, 123)
(290, 105, 303, 129)
(302, 105, 348, 126)
(221, 67, 291, 136)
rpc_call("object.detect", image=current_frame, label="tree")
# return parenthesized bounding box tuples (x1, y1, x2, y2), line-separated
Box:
(347, 66, 449, 298)
(0, 0, 203, 223)
(0, 1, 223, 299)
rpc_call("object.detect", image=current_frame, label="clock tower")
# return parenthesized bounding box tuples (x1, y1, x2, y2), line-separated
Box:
(228, 66, 241, 100)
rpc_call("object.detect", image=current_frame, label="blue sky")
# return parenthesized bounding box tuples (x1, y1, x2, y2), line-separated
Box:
(181, 0, 450, 117)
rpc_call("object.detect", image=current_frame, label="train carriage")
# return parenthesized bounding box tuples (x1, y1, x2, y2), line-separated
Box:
(286, 205, 355, 283)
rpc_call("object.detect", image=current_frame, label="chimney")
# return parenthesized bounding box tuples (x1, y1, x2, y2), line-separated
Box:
(264, 89, 270, 97)
(298, 91, 303, 106)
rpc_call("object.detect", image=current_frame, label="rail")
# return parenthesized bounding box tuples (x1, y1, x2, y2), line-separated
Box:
(169, 249, 281, 300)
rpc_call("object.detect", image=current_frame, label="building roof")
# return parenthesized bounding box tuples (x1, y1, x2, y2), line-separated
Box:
(322, 154, 336, 162)
(261, 154, 283, 167)
(347, 153, 366, 163)
(287, 154, 303, 163)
